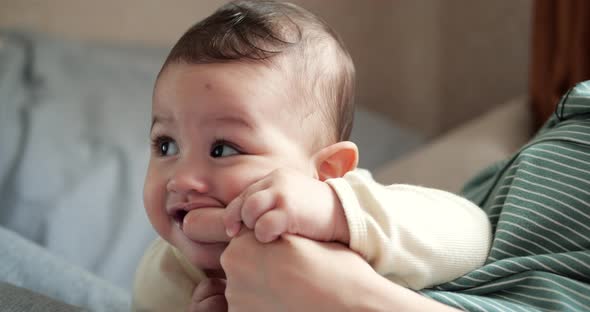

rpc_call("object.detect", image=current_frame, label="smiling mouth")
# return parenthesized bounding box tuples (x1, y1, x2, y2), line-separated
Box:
(173, 210, 188, 229)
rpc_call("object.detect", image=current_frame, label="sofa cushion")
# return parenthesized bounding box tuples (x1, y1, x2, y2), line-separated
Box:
(375, 96, 533, 192)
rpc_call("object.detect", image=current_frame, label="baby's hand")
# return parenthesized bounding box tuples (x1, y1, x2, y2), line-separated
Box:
(187, 278, 227, 312)
(222, 168, 350, 244)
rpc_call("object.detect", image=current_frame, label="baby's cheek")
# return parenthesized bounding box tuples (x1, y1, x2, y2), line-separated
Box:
(145, 201, 169, 237)
(224, 181, 246, 202)
(220, 170, 266, 202)
(143, 183, 170, 237)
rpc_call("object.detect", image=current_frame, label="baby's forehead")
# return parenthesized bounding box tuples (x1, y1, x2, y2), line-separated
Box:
(154, 62, 300, 116)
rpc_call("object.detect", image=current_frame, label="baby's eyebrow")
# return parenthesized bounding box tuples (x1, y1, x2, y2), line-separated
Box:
(150, 115, 172, 132)
(213, 116, 254, 131)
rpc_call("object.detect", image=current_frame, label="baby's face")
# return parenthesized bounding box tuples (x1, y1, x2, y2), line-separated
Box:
(145, 62, 315, 269)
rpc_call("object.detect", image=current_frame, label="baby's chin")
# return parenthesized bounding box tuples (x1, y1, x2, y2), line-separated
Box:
(203, 268, 227, 279)
(180, 239, 228, 270)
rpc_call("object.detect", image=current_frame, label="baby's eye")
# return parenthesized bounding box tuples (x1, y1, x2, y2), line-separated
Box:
(210, 141, 240, 158)
(153, 137, 179, 157)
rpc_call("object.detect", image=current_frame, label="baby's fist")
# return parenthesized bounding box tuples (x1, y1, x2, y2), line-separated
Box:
(223, 168, 349, 244)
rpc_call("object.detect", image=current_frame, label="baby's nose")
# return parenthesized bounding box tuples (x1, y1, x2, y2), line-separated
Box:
(166, 161, 210, 195)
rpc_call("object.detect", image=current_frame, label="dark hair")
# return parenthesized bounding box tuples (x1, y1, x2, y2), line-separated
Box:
(160, 0, 355, 146)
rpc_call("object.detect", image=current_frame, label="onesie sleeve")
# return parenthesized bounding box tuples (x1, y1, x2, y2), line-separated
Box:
(325, 170, 491, 290)
(132, 238, 206, 312)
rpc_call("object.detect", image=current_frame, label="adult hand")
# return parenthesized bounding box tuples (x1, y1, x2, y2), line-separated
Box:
(220, 231, 461, 312)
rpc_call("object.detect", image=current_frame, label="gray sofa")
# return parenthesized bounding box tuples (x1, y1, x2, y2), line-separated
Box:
(0, 282, 81, 312)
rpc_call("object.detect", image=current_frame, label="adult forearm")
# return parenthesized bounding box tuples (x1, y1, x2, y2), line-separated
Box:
(357, 274, 462, 312)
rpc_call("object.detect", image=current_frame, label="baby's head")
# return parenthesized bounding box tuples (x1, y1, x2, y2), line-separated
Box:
(145, 0, 358, 269)
(160, 0, 356, 149)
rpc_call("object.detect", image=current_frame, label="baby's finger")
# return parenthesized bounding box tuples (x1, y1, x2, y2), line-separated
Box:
(254, 209, 288, 243)
(184, 208, 231, 243)
(241, 189, 276, 229)
(223, 177, 271, 237)
(223, 195, 245, 238)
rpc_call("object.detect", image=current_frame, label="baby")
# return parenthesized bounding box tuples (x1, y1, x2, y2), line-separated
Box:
(133, 1, 491, 311)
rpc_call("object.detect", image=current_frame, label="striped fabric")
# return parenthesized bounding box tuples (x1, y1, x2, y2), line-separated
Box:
(422, 81, 590, 311)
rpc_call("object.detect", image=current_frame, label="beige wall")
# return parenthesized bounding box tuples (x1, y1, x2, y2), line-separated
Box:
(0, 0, 531, 137)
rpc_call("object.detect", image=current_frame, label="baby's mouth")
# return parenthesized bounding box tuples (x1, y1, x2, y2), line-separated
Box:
(168, 200, 224, 231)
(173, 210, 188, 230)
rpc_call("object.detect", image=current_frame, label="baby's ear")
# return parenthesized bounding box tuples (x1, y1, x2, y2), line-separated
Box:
(313, 141, 358, 181)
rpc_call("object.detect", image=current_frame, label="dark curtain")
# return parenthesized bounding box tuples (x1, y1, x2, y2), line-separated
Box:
(529, 0, 590, 128)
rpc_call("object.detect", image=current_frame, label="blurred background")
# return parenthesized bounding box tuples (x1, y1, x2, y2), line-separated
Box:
(0, 0, 532, 137)
(1, 0, 589, 310)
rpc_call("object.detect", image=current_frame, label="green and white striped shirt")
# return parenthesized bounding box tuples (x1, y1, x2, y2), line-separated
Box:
(422, 81, 590, 311)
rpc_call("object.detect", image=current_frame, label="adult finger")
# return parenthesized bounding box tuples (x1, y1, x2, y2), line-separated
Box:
(220, 229, 258, 274)
(184, 208, 230, 243)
